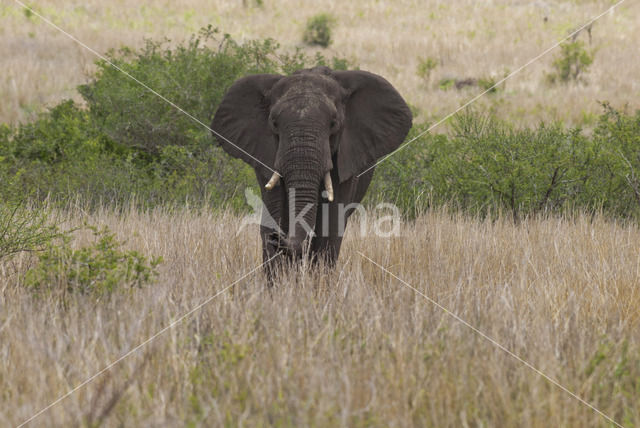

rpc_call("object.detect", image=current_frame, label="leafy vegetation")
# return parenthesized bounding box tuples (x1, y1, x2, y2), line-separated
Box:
(416, 56, 438, 82)
(369, 106, 640, 220)
(25, 225, 161, 296)
(0, 28, 351, 210)
(547, 40, 594, 84)
(302, 13, 335, 48)
(0, 199, 60, 261)
(0, 198, 160, 298)
(477, 76, 501, 93)
(0, 29, 638, 225)
(437, 77, 456, 90)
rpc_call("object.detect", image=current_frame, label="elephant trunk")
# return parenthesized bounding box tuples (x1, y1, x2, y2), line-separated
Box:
(286, 184, 319, 255)
(279, 131, 327, 255)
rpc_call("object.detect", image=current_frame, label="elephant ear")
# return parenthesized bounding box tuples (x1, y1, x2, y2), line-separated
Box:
(332, 70, 412, 182)
(211, 74, 283, 179)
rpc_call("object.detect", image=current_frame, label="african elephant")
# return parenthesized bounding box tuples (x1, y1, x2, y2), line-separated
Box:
(211, 66, 412, 275)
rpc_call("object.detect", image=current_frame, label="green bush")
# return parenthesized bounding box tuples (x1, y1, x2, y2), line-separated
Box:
(0, 28, 351, 210)
(441, 112, 589, 220)
(79, 27, 272, 156)
(0, 199, 60, 261)
(79, 26, 350, 157)
(365, 123, 443, 216)
(2, 29, 640, 223)
(586, 103, 640, 216)
(25, 226, 161, 295)
(0, 100, 159, 207)
(369, 107, 640, 220)
(477, 76, 500, 94)
(303, 14, 335, 48)
(437, 77, 456, 91)
(416, 57, 438, 82)
(74, 26, 350, 208)
(547, 40, 594, 84)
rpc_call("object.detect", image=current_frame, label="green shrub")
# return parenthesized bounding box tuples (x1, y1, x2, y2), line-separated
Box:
(25, 226, 161, 295)
(478, 76, 500, 94)
(586, 103, 640, 216)
(0, 199, 60, 261)
(371, 106, 640, 220)
(23, 6, 33, 19)
(0, 28, 352, 210)
(242, 0, 263, 7)
(365, 123, 444, 217)
(370, 111, 602, 220)
(443, 112, 591, 220)
(547, 40, 594, 84)
(437, 77, 455, 91)
(0, 100, 153, 206)
(3, 29, 640, 223)
(303, 14, 335, 48)
(74, 26, 350, 208)
(416, 57, 438, 82)
(78, 27, 278, 156)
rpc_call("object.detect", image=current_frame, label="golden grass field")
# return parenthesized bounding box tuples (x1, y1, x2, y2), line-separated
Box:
(1, 0, 639, 126)
(1, 207, 639, 426)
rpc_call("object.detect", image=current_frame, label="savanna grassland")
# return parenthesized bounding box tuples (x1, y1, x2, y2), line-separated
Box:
(1, 0, 640, 427)
(1, 207, 639, 427)
(1, 0, 639, 126)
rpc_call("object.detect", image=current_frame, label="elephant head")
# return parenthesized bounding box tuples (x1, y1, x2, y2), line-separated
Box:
(212, 66, 412, 256)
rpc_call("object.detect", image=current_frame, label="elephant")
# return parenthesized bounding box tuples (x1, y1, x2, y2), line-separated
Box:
(211, 66, 412, 277)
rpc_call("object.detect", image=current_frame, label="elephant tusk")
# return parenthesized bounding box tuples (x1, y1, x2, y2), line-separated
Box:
(324, 172, 334, 202)
(265, 172, 280, 190)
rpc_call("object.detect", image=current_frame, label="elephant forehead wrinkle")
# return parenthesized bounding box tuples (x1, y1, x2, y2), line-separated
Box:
(282, 147, 322, 160)
(280, 91, 323, 104)
(280, 92, 334, 121)
(285, 132, 320, 143)
(274, 72, 341, 102)
(284, 124, 322, 141)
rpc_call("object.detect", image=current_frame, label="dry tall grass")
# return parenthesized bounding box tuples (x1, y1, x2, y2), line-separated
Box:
(1, 207, 638, 426)
(2, 0, 639, 126)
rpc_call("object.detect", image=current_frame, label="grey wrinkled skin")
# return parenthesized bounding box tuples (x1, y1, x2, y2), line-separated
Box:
(211, 66, 412, 281)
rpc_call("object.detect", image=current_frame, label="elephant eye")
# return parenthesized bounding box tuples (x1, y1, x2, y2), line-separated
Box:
(271, 117, 278, 131)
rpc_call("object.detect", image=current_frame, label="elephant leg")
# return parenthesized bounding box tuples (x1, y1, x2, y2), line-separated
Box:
(258, 182, 288, 284)
(310, 170, 375, 268)
(310, 233, 343, 268)
(310, 198, 344, 268)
